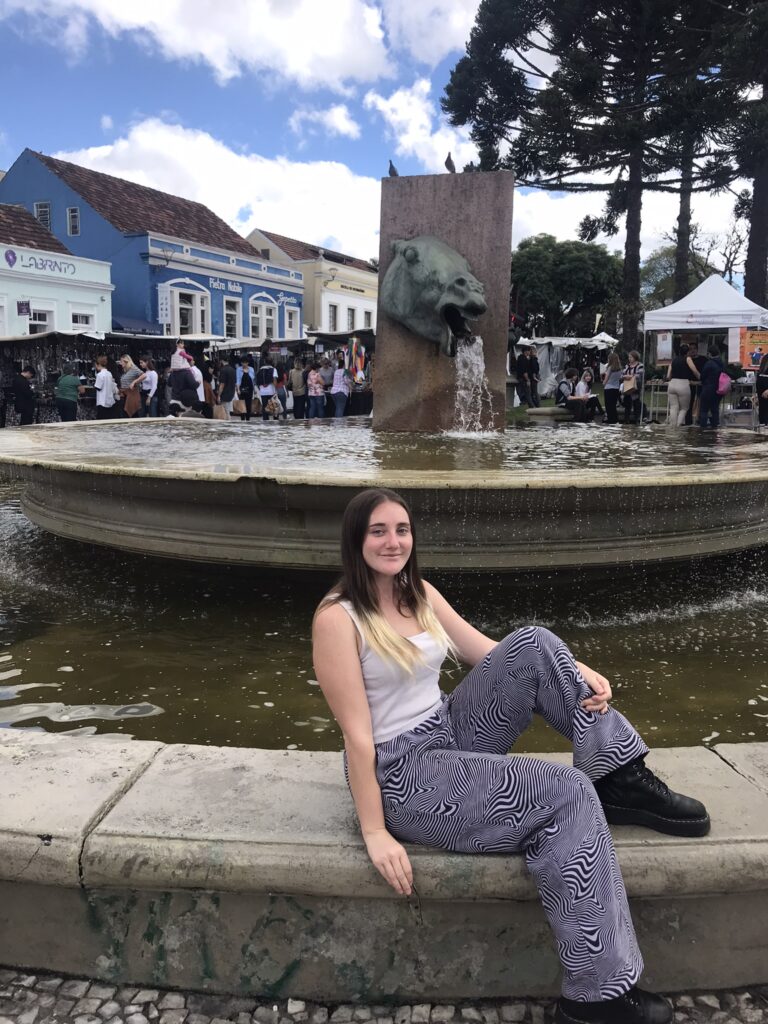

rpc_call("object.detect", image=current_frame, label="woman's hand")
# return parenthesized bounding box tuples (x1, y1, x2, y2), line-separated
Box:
(364, 828, 413, 895)
(575, 660, 612, 714)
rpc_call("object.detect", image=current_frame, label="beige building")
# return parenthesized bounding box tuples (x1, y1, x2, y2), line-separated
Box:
(247, 229, 378, 334)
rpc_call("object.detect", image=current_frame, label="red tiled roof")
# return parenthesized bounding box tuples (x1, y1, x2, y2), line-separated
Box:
(0, 203, 72, 254)
(259, 229, 377, 274)
(32, 150, 259, 257)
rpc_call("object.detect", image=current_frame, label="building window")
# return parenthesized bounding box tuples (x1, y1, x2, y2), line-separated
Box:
(347, 308, 356, 331)
(29, 309, 51, 334)
(67, 207, 80, 236)
(328, 304, 338, 332)
(364, 310, 372, 329)
(225, 298, 240, 339)
(33, 202, 51, 230)
(72, 312, 93, 328)
(249, 301, 277, 340)
(286, 308, 297, 337)
(172, 289, 208, 335)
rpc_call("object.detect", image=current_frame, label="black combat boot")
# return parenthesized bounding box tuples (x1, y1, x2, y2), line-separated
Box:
(555, 986, 672, 1023)
(594, 757, 710, 837)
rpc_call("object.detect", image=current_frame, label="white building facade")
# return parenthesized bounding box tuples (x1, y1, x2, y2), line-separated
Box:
(0, 243, 113, 338)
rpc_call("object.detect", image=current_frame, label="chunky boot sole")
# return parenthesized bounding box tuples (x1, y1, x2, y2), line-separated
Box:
(555, 1003, 672, 1024)
(601, 803, 711, 837)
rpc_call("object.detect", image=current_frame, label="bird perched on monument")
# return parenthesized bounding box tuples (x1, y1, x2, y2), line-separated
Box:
(445, 152, 456, 173)
(388, 159, 399, 177)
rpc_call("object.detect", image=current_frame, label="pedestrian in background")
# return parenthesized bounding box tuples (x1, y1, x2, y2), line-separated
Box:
(289, 356, 307, 419)
(237, 357, 256, 421)
(621, 351, 644, 425)
(601, 353, 622, 424)
(330, 356, 352, 418)
(699, 345, 725, 429)
(94, 355, 118, 420)
(118, 354, 143, 418)
(307, 362, 326, 419)
(138, 357, 159, 418)
(217, 358, 237, 419)
(13, 366, 36, 426)
(54, 362, 82, 422)
(665, 344, 699, 427)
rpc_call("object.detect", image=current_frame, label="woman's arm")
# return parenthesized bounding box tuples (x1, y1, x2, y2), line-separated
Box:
(424, 583, 612, 711)
(130, 371, 147, 390)
(423, 581, 497, 666)
(313, 603, 413, 895)
(666, 363, 672, 380)
(686, 356, 700, 380)
(147, 373, 157, 399)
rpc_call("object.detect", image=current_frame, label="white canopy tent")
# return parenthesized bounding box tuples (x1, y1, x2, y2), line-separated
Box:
(511, 334, 618, 396)
(643, 275, 768, 332)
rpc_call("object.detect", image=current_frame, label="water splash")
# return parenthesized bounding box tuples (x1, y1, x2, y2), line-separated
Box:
(453, 336, 495, 432)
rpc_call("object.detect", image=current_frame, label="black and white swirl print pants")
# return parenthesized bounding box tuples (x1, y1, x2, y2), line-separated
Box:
(374, 626, 649, 1001)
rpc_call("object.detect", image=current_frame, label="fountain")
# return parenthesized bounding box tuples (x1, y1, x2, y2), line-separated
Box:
(1, 169, 768, 570)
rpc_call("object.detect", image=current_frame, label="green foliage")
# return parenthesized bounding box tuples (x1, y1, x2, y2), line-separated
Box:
(510, 234, 623, 336)
(640, 245, 720, 310)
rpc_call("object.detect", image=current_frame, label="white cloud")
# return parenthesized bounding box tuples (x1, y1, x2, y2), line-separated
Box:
(99, 114, 113, 132)
(288, 105, 362, 140)
(53, 118, 382, 261)
(380, 0, 479, 65)
(0, 0, 393, 90)
(364, 78, 477, 173)
(512, 181, 747, 264)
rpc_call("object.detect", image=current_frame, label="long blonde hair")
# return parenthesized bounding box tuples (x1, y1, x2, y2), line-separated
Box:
(317, 488, 452, 673)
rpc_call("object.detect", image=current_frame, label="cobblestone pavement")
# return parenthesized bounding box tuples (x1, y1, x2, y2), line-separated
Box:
(0, 969, 766, 1024)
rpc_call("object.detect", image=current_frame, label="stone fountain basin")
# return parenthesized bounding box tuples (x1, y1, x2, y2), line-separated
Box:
(1, 418, 768, 570)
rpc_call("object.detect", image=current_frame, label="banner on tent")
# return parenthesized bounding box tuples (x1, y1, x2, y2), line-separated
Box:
(739, 328, 768, 368)
(657, 332, 673, 360)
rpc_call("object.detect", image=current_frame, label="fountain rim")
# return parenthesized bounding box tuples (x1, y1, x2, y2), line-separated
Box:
(2, 418, 768, 491)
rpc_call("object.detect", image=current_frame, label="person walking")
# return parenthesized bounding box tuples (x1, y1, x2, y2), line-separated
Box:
(330, 356, 352, 418)
(217, 358, 237, 419)
(118, 354, 143, 418)
(256, 356, 278, 422)
(698, 345, 725, 429)
(684, 341, 707, 425)
(289, 357, 307, 420)
(12, 367, 36, 426)
(138, 357, 159, 418)
(54, 362, 82, 422)
(307, 362, 326, 419)
(621, 351, 644, 425)
(665, 344, 699, 427)
(313, 489, 710, 1024)
(601, 353, 623, 424)
(237, 357, 256, 421)
(515, 344, 535, 407)
(94, 355, 118, 420)
(757, 353, 768, 426)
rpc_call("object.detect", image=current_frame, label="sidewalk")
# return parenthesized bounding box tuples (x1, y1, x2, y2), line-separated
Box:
(1, 969, 766, 1024)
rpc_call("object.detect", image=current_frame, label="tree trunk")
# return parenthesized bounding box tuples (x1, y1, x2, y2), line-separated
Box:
(622, 147, 644, 349)
(745, 80, 768, 306)
(674, 138, 694, 302)
(745, 160, 768, 305)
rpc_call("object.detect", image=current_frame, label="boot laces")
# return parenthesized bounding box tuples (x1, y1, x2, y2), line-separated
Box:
(634, 762, 670, 797)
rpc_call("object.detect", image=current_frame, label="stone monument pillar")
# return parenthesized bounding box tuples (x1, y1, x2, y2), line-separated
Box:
(373, 170, 514, 433)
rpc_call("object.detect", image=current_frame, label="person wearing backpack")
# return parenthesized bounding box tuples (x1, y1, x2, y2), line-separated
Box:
(236, 357, 255, 421)
(257, 356, 278, 421)
(698, 344, 726, 429)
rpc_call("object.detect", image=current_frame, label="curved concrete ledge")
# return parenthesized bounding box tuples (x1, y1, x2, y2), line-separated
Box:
(1, 731, 767, 1000)
(3, 421, 768, 570)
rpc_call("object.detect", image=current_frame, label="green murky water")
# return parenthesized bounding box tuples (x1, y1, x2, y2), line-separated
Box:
(0, 480, 766, 752)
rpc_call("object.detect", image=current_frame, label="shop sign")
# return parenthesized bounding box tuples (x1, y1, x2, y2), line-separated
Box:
(739, 328, 768, 367)
(157, 284, 171, 325)
(656, 331, 672, 361)
(209, 277, 243, 294)
(4, 249, 77, 276)
(276, 292, 299, 306)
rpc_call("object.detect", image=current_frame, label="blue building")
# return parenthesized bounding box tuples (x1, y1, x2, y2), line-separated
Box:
(0, 149, 303, 341)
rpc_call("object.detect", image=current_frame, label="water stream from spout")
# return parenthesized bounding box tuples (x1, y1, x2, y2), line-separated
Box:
(452, 335, 494, 432)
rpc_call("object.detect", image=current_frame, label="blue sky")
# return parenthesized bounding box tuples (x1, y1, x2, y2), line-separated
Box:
(0, 0, 741, 264)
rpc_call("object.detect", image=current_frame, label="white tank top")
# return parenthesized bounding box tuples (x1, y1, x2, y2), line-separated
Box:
(339, 600, 446, 744)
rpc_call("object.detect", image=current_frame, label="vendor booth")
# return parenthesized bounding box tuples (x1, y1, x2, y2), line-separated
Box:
(511, 334, 618, 398)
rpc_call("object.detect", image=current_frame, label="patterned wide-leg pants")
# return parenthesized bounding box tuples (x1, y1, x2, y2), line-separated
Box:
(375, 626, 649, 1001)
